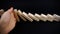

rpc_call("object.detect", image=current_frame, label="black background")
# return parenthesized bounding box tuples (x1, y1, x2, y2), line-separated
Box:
(0, 0, 60, 34)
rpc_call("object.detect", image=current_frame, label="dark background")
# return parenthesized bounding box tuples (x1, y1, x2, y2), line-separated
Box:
(0, 0, 60, 34)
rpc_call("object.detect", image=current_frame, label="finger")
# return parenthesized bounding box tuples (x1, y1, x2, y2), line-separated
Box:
(0, 7, 13, 29)
(0, 7, 14, 34)
(6, 7, 13, 13)
(1, 8, 13, 21)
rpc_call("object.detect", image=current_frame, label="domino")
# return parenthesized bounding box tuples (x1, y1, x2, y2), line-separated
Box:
(0, 9, 60, 22)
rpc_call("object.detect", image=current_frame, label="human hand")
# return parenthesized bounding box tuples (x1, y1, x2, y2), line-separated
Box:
(0, 7, 16, 34)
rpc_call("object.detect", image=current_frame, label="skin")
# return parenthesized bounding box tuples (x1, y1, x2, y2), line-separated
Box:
(0, 7, 16, 34)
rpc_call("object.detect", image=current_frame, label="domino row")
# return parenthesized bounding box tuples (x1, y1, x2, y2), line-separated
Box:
(0, 9, 60, 22)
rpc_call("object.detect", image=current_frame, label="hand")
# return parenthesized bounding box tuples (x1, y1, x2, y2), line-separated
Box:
(0, 7, 16, 34)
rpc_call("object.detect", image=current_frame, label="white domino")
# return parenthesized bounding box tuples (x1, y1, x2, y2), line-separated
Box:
(17, 10, 27, 21)
(22, 12, 33, 22)
(40, 14, 47, 21)
(35, 13, 42, 20)
(0, 9, 60, 22)
(47, 14, 54, 22)
(28, 13, 39, 21)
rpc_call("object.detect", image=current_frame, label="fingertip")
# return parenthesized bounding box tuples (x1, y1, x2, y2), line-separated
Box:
(7, 7, 14, 13)
(9, 7, 13, 12)
(10, 7, 13, 10)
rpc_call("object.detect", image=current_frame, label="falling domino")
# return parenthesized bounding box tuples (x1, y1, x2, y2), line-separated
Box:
(0, 9, 60, 22)
(17, 10, 27, 21)
(14, 9, 20, 22)
(23, 12, 33, 22)
(0, 9, 4, 16)
(28, 13, 39, 21)
(40, 14, 47, 21)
